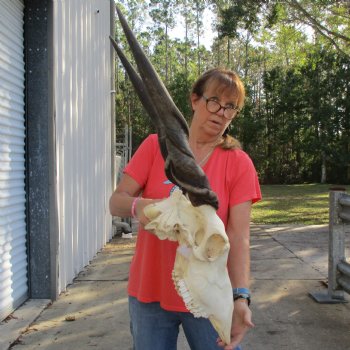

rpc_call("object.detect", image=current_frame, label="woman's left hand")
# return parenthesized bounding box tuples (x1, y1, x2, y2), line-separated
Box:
(217, 299, 254, 349)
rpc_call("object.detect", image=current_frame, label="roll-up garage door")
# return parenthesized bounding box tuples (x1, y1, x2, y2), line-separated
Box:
(0, 0, 27, 320)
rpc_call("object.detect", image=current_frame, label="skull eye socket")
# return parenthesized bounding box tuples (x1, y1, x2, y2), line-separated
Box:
(205, 234, 227, 259)
(194, 229, 204, 247)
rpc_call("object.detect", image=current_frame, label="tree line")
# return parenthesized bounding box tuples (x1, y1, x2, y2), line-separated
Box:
(114, 0, 350, 184)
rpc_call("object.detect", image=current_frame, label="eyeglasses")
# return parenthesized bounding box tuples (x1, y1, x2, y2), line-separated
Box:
(202, 95, 240, 120)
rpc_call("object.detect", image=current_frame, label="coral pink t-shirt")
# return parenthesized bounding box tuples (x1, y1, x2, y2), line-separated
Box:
(124, 134, 261, 312)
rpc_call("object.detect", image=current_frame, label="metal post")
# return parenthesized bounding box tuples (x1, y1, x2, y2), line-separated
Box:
(309, 190, 348, 303)
(124, 125, 128, 169)
(327, 191, 346, 301)
(129, 125, 132, 162)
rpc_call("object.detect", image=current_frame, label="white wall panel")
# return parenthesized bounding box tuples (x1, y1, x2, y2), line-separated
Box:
(0, 0, 27, 320)
(53, 0, 113, 291)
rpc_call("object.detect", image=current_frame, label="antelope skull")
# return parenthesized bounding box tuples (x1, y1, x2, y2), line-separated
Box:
(144, 190, 233, 344)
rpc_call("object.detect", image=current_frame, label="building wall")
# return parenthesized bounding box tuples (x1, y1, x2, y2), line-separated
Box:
(0, 0, 27, 320)
(53, 0, 114, 292)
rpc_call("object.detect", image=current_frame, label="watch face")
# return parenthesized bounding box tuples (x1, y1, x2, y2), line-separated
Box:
(234, 295, 251, 306)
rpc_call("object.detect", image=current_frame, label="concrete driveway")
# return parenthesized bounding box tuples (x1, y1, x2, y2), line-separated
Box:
(2, 224, 350, 350)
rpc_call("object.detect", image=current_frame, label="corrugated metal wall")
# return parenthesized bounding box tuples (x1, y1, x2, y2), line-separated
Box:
(0, 0, 27, 319)
(53, 0, 113, 291)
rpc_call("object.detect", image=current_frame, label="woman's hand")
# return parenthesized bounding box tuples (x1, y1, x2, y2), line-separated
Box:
(109, 174, 161, 223)
(134, 198, 161, 226)
(217, 299, 254, 349)
(219, 200, 253, 349)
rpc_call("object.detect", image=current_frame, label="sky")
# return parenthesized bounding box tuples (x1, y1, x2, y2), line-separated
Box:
(168, 8, 216, 50)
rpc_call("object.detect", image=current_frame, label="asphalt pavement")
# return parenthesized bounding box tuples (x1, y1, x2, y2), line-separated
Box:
(1, 224, 350, 350)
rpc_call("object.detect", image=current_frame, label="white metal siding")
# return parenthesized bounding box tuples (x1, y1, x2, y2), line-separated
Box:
(0, 0, 27, 320)
(53, 0, 113, 291)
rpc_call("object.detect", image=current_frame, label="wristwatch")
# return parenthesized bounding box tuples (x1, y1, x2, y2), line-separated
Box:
(232, 288, 251, 306)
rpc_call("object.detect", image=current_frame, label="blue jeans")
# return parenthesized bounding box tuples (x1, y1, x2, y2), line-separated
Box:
(129, 296, 242, 350)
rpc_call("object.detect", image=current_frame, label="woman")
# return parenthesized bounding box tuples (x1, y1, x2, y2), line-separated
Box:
(109, 68, 261, 350)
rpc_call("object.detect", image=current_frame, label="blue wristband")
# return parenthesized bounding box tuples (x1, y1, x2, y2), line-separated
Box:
(232, 287, 250, 296)
(233, 288, 251, 307)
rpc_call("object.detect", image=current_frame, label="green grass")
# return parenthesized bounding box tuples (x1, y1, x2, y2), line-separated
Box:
(251, 184, 350, 225)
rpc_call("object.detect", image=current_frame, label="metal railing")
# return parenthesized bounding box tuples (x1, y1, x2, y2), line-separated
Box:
(310, 190, 350, 303)
(115, 125, 132, 182)
(112, 125, 134, 237)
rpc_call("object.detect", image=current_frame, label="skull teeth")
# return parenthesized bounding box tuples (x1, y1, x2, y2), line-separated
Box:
(172, 274, 208, 318)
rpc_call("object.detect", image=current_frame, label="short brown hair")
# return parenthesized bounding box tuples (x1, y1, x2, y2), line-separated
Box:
(191, 68, 245, 110)
(191, 68, 244, 150)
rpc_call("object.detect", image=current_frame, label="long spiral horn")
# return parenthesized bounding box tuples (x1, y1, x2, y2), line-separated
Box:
(111, 5, 218, 209)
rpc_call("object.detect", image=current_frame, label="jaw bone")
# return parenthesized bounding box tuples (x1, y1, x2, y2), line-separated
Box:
(144, 190, 233, 345)
(173, 249, 233, 345)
